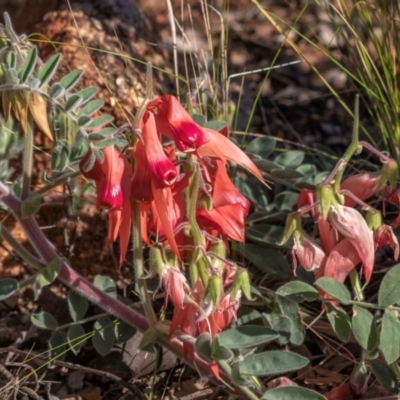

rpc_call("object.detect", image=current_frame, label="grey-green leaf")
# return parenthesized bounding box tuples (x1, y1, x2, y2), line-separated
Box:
(68, 290, 88, 322)
(380, 309, 400, 364)
(93, 275, 117, 298)
(20, 46, 37, 83)
(326, 304, 351, 343)
(35, 258, 61, 299)
(75, 87, 98, 104)
(262, 387, 326, 400)
(316, 277, 351, 304)
(217, 326, 278, 349)
(38, 53, 61, 87)
(59, 69, 83, 91)
(49, 83, 65, 99)
(92, 316, 115, 356)
(0, 278, 19, 300)
(31, 311, 58, 330)
(378, 264, 400, 307)
(93, 137, 118, 150)
(352, 305, 377, 350)
(114, 320, 136, 343)
(49, 330, 67, 362)
(67, 324, 87, 355)
(65, 94, 83, 112)
(276, 281, 319, 303)
(246, 136, 276, 158)
(369, 359, 398, 395)
(21, 193, 43, 219)
(78, 99, 104, 117)
(84, 115, 114, 130)
(240, 351, 309, 376)
(274, 150, 304, 169)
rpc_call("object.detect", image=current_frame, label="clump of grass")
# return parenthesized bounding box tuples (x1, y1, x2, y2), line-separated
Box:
(323, 0, 400, 162)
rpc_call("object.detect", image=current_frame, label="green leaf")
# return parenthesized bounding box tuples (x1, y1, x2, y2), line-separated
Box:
(244, 244, 292, 278)
(38, 53, 61, 87)
(326, 304, 351, 343)
(217, 326, 278, 349)
(246, 224, 291, 250)
(352, 305, 377, 350)
(20, 46, 37, 83)
(211, 340, 234, 361)
(92, 316, 115, 356)
(231, 360, 252, 386)
(263, 313, 292, 345)
(49, 83, 65, 99)
(240, 350, 309, 376)
(88, 127, 117, 141)
(48, 330, 67, 363)
(316, 277, 351, 304)
(274, 191, 298, 211)
(139, 327, 160, 352)
(0, 278, 19, 300)
(378, 264, 400, 307)
(246, 136, 276, 158)
(31, 311, 58, 330)
(65, 94, 83, 112)
(93, 275, 117, 298)
(21, 193, 43, 219)
(195, 332, 212, 362)
(253, 159, 283, 173)
(204, 120, 227, 131)
(93, 137, 118, 150)
(78, 99, 104, 117)
(269, 168, 304, 180)
(59, 69, 83, 91)
(192, 113, 206, 126)
(369, 359, 399, 395)
(75, 86, 98, 104)
(262, 387, 325, 400)
(35, 258, 61, 299)
(51, 139, 70, 173)
(68, 290, 88, 322)
(67, 324, 87, 355)
(274, 150, 304, 169)
(380, 309, 400, 364)
(276, 281, 319, 303)
(114, 320, 136, 343)
(84, 114, 114, 130)
(275, 295, 305, 346)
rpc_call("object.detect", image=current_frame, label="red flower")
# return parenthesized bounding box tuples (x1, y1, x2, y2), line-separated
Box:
(80, 146, 132, 266)
(340, 172, 382, 207)
(292, 232, 326, 274)
(148, 95, 209, 152)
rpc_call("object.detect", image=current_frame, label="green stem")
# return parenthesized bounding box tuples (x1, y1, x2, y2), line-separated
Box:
(218, 360, 261, 400)
(0, 223, 45, 271)
(186, 159, 209, 287)
(332, 95, 360, 194)
(390, 361, 400, 378)
(21, 117, 34, 199)
(349, 268, 364, 302)
(132, 200, 157, 327)
(36, 170, 81, 195)
(130, 61, 157, 327)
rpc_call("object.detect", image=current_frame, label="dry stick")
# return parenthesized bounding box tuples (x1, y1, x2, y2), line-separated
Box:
(0, 182, 254, 399)
(0, 346, 146, 400)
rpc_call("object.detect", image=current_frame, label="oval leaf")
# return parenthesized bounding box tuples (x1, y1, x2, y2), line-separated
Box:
(0, 278, 19, 300)
(326, 304, 351, 343)
(31, 311, 58, 330)
(59, 69, 83, 91)
(316, 277, 351, 304)
(369, 359, 398, 395)
(20, 46, 37, 83)
(114, 320, 136, 343)
(68, 290, 88, 322)
(93, 275, 117, 299)
(38, 53, 61, 87)
(380, 309, 400, 364)
(274, 150, 304, 169)
(246, 136, 276, 158)
(217, 326, 279, 349)
(92, 316, 115, 356)
(68, 324, 87, 355)
(262, 387, 325, 400)
(352, 305, 377, 350)
(49, 330, 67, 363)
(35, 258, 61, 299)
(21, 193, 43, 219)
(276, 281, 319, 303)
(240, 351, 309, 376)
(378, 264, 400, 307)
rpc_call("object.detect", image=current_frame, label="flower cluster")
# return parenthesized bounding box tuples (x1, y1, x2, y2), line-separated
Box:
(79, 95, 262, 356)
(283, 166, 399, 291)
